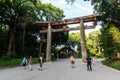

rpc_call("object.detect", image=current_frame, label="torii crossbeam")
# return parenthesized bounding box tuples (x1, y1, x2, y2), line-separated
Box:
(39, 25, 96, 33)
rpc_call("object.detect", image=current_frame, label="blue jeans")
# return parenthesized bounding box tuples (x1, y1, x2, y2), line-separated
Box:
(87, 64, 92, 71)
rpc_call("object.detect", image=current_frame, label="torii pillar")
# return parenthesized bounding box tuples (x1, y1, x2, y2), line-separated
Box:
(80, 20, 87, 63)
(46, 23, 52, 62)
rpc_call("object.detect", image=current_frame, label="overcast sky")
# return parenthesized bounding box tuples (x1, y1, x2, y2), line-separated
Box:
(41, 0, 101, 34)
(41, 0, 93, 19)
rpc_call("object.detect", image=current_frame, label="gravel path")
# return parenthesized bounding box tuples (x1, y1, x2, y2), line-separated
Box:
(0, 59, 120, 80)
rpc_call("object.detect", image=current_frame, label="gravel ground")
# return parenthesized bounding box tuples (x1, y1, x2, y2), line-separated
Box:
(0, 59, 120, 80)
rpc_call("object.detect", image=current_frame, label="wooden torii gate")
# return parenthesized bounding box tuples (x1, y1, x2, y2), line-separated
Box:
(36, 13, 99, 63)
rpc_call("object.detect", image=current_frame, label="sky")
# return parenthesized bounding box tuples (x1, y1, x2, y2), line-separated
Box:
(41, 0, 101, 34)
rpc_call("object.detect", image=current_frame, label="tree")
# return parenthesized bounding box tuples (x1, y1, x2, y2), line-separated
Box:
(67, 32, 80, 45)
(0, 0, 67, 58)
(37, 3, 65, 21)
(0, 25, 8, 56)
(100, 24, 120, 59)
(86, 30, 102, 57)
(92, 0, 120, 59)
(109, 26, 120, 59)
(0, 0, 39, 56)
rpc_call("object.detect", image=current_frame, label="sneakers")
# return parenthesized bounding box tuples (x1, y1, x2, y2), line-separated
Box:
(38, 67, 42, 71)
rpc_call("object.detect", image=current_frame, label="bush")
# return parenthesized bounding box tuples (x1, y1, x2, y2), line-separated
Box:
(102, 59, 120, 70)
(7, 51, 16, 58)
(0, 56, 11, 60)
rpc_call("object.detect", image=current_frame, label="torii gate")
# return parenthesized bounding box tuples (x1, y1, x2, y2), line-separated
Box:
(36, 13, 99, 63)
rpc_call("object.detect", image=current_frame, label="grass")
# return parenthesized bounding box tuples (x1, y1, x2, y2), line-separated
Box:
(0, 58, 41, 69)
(0, 57, 56, 69)
(0, 58, 22, 69)
(102, 59, 120, 71)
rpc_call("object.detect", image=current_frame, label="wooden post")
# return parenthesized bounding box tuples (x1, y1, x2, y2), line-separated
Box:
(80, 20, 87, 63)
(46, 23, 52, 62)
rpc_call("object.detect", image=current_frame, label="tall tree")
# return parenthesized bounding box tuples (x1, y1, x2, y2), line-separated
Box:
(0, 0, 38, 55)
(0, 25, 8, 56)
(87, 30, 102, 57)
(92, 0, 120, 59)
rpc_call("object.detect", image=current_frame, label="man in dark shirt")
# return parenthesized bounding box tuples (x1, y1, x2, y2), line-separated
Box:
(86, 56, 93, 71)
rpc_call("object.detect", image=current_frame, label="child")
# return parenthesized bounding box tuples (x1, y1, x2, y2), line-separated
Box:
(28, 56, 33, 71)
(38, 56, 43, 70)
(70, 56, 75, 68)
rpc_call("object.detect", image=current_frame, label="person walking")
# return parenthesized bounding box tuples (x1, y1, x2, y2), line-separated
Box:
(28, 56, 33, 71)
(70, 56, 75, 68)
(86, 56, 93, 71)
(38, 56, 43, 70)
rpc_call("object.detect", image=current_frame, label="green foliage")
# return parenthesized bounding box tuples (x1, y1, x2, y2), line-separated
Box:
(102, 59, 120, 70)
(0, 0, 40, 57)
(67, 32, 81, 57)
(109, 26, 120, 43)
(0, 0, 66, 59)
(0, 58, 22, 68)
(51, 32, 68, 45)
(99, 24, 120, 59)
(0, 25, 8, 57)
(86, 30, 102, 58)
(37, 3, 65, 21)
(108, 26, 120, 59)
(67, 32, 80, 44)
(89, 0, 120, 60)
(92, 0, 120, 26)
(0, 57, 54, 69)
(7, 51, 16, 58)
(67, 31, 103, 58)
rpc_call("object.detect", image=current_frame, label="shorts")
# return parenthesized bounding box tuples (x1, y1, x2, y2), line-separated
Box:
(71, 61, 75, 64)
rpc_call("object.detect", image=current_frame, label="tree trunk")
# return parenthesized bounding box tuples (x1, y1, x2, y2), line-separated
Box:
(39, 41, 42, 56)
(22, 25, 26, 55)
(7, 28, 14, 55)
(39, 33, 44, 57)
(7, 21, 16, 56)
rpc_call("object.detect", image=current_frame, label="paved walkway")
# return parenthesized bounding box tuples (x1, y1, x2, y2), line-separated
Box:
(0, 59, 120, 80)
